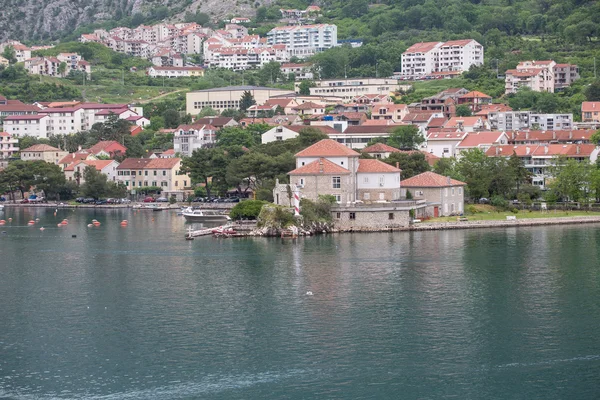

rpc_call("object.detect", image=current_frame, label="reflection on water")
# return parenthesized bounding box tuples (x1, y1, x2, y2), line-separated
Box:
(1, 208, 600, 399)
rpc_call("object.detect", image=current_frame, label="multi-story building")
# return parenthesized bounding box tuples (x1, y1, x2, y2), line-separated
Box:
(401, 39, 483, 77)
(505, 60, 579, 94)
(0, 131, 18, 159)
(267, 24, 337, 58)
(401, 172, 466, 217)
(186, 85, 295, 114)
(3, 115, 50, 138)
(488, 111, 573, 131)
(147, 66, 204, 78)
(173, 124, 217, 157)
(281, 63, 314, 80)
(487, 144, 599, 189)
(64, 159, 120, 184)
(115, 157, 191, 200)
(299, 78, 403, 102)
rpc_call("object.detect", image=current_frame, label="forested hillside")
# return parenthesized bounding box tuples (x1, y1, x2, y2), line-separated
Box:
(257, 0, 599, 80)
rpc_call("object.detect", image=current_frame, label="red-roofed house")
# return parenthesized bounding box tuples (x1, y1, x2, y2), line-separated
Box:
(401, 172, 466, 216)
(64, 159, 119, 184)
(58, 151, 97, 170)
(116, 157, 191, 200)
(457, 91, 492, 112)
(582, 102, 600, 123)
(401, 39, 483, 78)
(87, 141, 127, 158)
(0, 132, 19, 160)
(444, 116, 489, 132)
(426, 129, 468, 158)
(262, 124, 340, 144)
(455, 131, 509, 156)
(126, 115, 150, 127)
(21, 144, 68, 164)
(278, 139, 401, 205)
(372, 104, 409, 122)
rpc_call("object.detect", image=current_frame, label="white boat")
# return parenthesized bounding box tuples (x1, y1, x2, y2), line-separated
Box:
(182, 208, 231, 222)
(0, 204, 4, 211)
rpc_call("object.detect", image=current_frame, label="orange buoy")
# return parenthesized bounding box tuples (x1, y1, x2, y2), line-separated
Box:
(61, 220, 69, 225)
(28, 220, 35, 225)
(87, 224, 93, 227)
(120, 220, 128, 226)
(40, 227, 45, 231)
(8, 218, 12, 222)
(93, 221, 101, 226)
(57, 223, 63, 227)
(0, 220, 5, 225)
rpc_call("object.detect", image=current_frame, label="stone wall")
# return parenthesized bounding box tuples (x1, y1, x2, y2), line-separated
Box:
(333, 208, 412, 231)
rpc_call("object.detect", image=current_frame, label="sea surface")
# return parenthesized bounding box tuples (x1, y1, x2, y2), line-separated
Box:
(1, 207, 600, 399)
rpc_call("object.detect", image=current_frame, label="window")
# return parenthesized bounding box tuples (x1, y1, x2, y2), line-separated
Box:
(388, 213, 394, 220)
(451, 188, 455, 196)
(445, 188, 448, 197)
(334, 194, 341, 203)
(162, 171, 166, 176)
(144, 171, 148, 176)
(349, 212, 356, 220)
(153, 171, 157, 176)
(161, 181, 168, 187)
(299, 178, 305, 186)
(336, 212, 341, 219)
(332, 176, 341, 188)
(458, 187, 462, 195)
(443, 148, 450, 154)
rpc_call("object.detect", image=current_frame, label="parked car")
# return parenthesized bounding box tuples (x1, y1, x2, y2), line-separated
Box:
(95, 199, 107, 205)
(478, 198, 490, 204)
(192, 197, 204, 202)
(20, 198, 30, 204)
(75, 197, 85, 203)
(156, 197, 168, 203)
(83, 198, 96, 204)
(143, 197, 156, 203)
(120, 198, 132, 204)
(225, 197, 240, 203)
(106, 198, 119, 204)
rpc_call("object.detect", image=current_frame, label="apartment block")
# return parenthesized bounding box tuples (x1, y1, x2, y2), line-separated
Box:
(298, 78, 403, 102)
(401, 39, 483, 77)
(267, 24, 337, 58)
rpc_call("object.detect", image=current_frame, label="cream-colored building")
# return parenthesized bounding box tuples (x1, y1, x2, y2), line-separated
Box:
(297, 78, 409, 102)
(401, 172, 466, 217)
(116, 157, 191, 200)
(148, 66, 204, 78)
(20, 144, 68, 165)
(186, 85, 295, 114)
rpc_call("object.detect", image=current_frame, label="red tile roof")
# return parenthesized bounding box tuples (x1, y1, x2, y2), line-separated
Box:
(116, 158, 152, 169)
(582, 102, 600, 113)
(3, 114, 46, 120)
(295, 139, 360, 157)
(146, 158, 181, 169)
(59, 152, 92, 165)
(87, 141, 127, 155)
(486, 144, 596, 158)
(442, 39, 476, 47)
(293, 102, 325, 110)
(357, 159, 401, 173)
(405, 41, 442, 54)
(457, 131, 507, 148)
(22, 144, 61, 152)
(289, 158, 350, 175)
(64, 159, 115, 171)
(362, 143, 401, 153)
(444, 116, 483, 128)
(510, 130, 594, 143)
(401, 171, 465, 187)
(459, 91, 492, 99)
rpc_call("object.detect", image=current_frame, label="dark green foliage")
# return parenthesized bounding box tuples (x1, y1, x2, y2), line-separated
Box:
(383, 152, 430, 179)
(229, 200, 268, 220)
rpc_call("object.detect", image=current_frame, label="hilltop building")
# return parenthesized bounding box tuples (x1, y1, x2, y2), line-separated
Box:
(400, 39, 483, 78)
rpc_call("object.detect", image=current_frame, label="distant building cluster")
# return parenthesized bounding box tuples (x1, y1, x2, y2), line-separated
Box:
(79, 21, 337, 73)
(24, 53, 91, 77)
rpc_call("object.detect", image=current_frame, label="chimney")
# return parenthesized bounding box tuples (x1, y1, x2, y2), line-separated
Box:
(569, 130, 572, 140)
(396, 162, 400, 169)
(446, 176, 451, 184)
(577, 145, 580, 155)
(526, 131, 529, 140)
(552, 131, 556, 140)
(495, 146, 499, 156)
(319, 159, 324, 174)
(544, 144, 548, 154)
(526, 146, 530, 155)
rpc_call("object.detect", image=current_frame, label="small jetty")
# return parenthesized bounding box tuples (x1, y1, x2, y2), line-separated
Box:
(185, 224, 236, 239)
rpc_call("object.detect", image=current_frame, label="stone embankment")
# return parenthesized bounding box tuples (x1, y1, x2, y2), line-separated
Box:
(412, 216, 600, 231)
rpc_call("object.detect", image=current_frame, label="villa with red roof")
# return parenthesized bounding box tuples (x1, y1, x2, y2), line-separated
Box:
(276, 139, 401, 205)
(457, 91, 492, 112)
(116, 157, 191, 200)
(582, 102, 600, 123)
(401, 172, 466, 217)
(505, 60, 579, 94)
(455, 131, 509, 156)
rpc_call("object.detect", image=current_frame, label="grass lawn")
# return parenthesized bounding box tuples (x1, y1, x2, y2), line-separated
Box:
(425, 204, 600, 223)
(82, 85, 187, 104)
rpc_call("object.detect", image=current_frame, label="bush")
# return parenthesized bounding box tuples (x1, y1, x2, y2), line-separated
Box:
(491, 195, 508, 209)
(229, 200, 268, 220)
(466, 205, 478, 214)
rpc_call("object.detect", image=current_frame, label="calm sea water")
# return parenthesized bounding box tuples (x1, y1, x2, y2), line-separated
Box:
(1, 207, 600, 399)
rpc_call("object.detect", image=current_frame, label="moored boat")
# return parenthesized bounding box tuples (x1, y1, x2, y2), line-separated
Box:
(182, 208, 231, 222)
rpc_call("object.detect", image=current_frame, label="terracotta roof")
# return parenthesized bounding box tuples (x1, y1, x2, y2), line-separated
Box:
(442, 39, 476, 47)
(486, 144, 596, 158)
(146, 158, 181, 169)
(295, 139, 360, 157)
(264, 98, 295, 108)
(427, 117, 448, 128)
(444, 116, 483, 128)
(401, 171, 465, 187)
(22, 144, 62, 152)
(582, 102, 600, 113)
(404, 41, 442, 54)
(96, 108, 128, 116)
(459, 91, 492, 99)
(3, 114, 45, 120)
(293, 102, 324, 110)
(475, 104, 513, 115)
(362, 143, 401, 153)
(58, 152, 92, 165)
(88, 141, 127, 155)
(510, 130, 595, 143)
(427, 130, 467, 140)
(193, 117, 235, 127)
(65, 159, 114, 171)
(289, 158, 350, 175)
(457, 131, 506, 148)
(505, 68, 544, 77)
(163, 149, 175, 155)
(116, 158, 152, 169)
(357, 159, 401, 173)
(0, 102, 41, 112)
(402, 113, 435, 122)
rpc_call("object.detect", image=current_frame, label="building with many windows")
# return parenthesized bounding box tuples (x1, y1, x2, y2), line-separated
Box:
(266, 24, 337, 57)
(297, 78, 405, 102)
(116, 157, 191, 200)
(0, 132, 18, 160)
(186, 85, 294, 114)
(173, 124, 217, 157)
(400, 39, 483, 78)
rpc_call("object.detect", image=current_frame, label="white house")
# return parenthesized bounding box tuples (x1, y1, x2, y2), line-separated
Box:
(173, 124, 217, 157)
(64, 159, 120, 184)
(3, 115, 50, 139)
